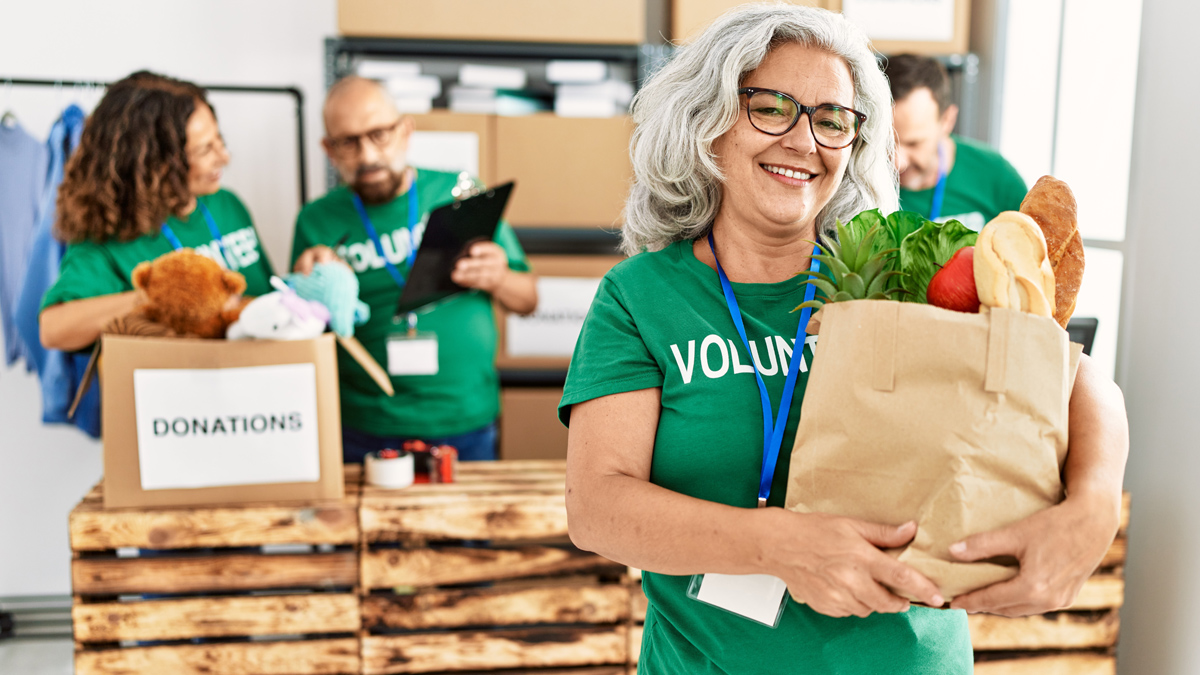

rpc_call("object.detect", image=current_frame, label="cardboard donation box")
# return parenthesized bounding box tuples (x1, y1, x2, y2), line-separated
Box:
(785, 301, 1083, 601)
(100, 334, 344, 509)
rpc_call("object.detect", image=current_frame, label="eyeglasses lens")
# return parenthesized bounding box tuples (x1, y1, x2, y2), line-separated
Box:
(746, 91, 859, 148)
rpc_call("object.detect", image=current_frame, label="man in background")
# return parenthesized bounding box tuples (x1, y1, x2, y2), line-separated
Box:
(886, 54, 1028, 231)
(292, 76, 537, 462)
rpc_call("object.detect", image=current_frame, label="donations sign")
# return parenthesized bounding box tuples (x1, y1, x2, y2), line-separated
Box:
(133, 363, 321, 490)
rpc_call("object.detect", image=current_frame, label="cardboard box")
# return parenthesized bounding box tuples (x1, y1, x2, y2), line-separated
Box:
(100, 334, 344, 509)
(499, 388, 569, 460)
(495, 114, 633, 228)
(408, 111, 496, 185)
(672, 0, 830, 44)
(496, 254, 625, 371)
(671, 0, 970, 55)
(339, 0, 647, 45)
(830, 0, 970, 56)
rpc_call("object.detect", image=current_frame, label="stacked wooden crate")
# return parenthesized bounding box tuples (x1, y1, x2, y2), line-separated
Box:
(357, 460, 632, 675)
(69, 466, 364, 675)
(629, 494, 1131, 674)
(68, 462, 1128, 674)
(971, 492, 1130, 675)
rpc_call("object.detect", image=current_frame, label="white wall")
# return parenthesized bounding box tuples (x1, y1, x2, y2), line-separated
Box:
(1117, 0, 1200, 672)
(0, 0, 336, 596)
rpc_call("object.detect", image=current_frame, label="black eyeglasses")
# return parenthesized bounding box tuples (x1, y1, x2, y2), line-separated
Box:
(326, 118, 403, 158)
(737, 87, 867, 149)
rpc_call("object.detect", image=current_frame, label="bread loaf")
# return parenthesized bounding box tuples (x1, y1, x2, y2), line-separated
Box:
(974, 211, 1056, 318)
(1020, 176, 1085, 328)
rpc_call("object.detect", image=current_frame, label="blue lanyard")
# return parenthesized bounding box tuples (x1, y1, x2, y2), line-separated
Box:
(351, 176, 419, 290)
(929, 141, 948, 221)
(707, 233, 821, 507)
(160, 202, 228, 262)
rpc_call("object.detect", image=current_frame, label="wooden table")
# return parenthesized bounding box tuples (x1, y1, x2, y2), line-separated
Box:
(68, 462, 1129, 675)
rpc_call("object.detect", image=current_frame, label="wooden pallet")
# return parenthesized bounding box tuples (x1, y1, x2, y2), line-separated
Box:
(69, 465, 364, 675)
(629, 493, 1131, 673)
(358, 460, 630, 675)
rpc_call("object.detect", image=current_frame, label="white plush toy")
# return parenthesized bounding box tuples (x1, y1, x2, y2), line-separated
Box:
(227, 277, 330, 341)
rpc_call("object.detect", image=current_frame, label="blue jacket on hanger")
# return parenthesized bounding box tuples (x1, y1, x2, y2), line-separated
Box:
(14, 104, 98, 438)
(0, 121, 48, 368)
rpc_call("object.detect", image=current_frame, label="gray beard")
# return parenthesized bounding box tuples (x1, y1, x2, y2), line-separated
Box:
(353, 166, 405, 205)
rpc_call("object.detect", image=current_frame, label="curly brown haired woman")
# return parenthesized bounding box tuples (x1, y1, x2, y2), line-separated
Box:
(39, 71, 275, 351)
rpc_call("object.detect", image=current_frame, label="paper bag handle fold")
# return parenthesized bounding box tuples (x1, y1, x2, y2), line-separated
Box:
(872, 301, 899, 392)
(985, 309, 1010, 393)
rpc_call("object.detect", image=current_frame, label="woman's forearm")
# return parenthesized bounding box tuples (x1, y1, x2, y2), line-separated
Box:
(40, 292, 140, 351)
(568, 470, 780, 575)
(1062, 355, 1129, 518)
(566, 388, 778, 576)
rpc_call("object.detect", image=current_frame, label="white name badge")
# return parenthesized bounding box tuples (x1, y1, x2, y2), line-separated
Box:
(386, 333, 439, 375)
(689, 573, 788, 627)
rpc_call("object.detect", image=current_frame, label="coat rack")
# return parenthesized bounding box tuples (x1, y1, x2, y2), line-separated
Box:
(1, 77, 308, 206)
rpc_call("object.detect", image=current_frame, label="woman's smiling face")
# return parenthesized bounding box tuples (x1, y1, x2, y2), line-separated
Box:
(713, 42, 857, 237)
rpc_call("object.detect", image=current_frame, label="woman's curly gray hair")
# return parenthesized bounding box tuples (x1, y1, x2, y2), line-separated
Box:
(621, 2, 897, 256)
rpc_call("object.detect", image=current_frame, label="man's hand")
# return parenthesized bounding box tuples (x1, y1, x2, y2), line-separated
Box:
(451, 241, 509, 293)
(293, 245, 342, 275)
(947, 491, 1120, 616)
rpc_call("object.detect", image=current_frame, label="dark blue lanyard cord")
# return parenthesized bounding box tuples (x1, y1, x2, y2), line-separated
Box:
(707, 233, 821, 507)
(160, 202, 229, 262)
(351, 176, 419, 290)
(929, 141, 948, 221)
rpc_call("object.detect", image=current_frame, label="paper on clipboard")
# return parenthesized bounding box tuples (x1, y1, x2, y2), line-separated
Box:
(506, 276, 601, 357)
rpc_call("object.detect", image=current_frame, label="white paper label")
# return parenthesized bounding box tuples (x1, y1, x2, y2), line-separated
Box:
(842, 0, 956, 42)
(134, 364, 321, 490)
(695, 573, 788, 626)
(506, 276, 602, 357)
(387, 337, 439, 375)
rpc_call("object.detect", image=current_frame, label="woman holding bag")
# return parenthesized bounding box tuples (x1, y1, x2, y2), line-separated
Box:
(560, 5, 1128, 673)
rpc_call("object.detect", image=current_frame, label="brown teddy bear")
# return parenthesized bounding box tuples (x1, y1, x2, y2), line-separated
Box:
(124, 249, 249, 339)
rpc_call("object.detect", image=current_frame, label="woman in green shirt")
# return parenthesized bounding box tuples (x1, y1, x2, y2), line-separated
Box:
(560, 5, 1128, 673)
(40, 71, 274, 351)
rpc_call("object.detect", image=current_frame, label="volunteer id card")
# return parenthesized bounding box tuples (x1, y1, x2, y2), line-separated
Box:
(689, 573, 788, 627)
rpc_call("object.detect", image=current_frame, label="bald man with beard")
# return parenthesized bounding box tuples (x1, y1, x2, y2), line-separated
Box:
(290, 76, 537, 462)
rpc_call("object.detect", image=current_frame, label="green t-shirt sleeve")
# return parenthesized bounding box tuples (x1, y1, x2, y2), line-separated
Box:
(558, 274, 663, 426)
(494, 220, 530, 272)
(40, 242, 128, 311)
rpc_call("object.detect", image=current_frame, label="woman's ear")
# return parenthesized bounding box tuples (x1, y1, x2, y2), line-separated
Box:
(222, 270, 247, 296)
(132, 261, 153, 291)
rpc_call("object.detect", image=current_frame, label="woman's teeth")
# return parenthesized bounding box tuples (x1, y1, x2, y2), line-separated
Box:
(764, 164, 814, 180)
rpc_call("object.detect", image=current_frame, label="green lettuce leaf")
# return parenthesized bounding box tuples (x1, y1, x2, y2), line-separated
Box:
(898, 218, 978, 303)
(884, 211, 927, 251)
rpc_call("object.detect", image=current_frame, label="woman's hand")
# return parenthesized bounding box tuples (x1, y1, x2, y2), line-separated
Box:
(947, 490, 1119, 616)
(760, 509, 944, 617)
(950, 355, 1126, 617)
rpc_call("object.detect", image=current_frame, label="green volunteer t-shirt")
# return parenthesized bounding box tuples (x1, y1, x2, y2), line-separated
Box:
(290, 168, 530, 438)
(899, 135, 1027, 232)
(559, 240, 972, 675)
(41, 188, 274, 312)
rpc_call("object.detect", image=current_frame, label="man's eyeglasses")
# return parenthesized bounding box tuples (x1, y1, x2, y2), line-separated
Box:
(737, 87, 867, 149)
(326, 119, 403, 158)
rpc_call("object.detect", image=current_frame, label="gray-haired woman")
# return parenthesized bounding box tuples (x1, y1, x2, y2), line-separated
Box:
(560, 3, 1127, 673)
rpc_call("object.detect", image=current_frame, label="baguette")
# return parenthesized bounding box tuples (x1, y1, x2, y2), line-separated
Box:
(1020, 176, 1085, 328)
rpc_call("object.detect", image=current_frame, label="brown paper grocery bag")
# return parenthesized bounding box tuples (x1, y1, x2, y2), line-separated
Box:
(784, 300, 1083, 602)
